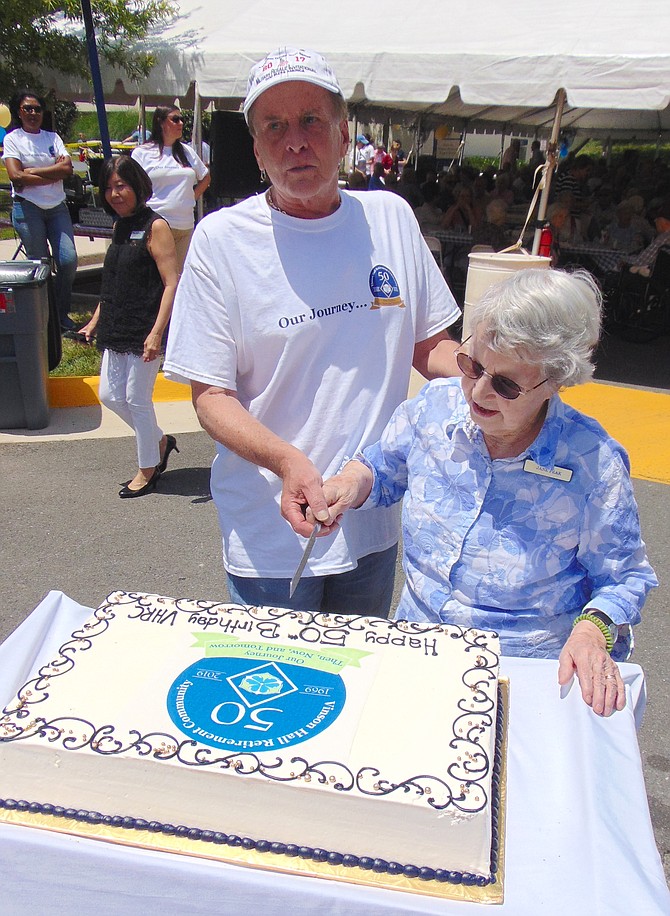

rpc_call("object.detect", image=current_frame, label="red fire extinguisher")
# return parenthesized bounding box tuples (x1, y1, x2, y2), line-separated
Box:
(538, 224, 553, 259)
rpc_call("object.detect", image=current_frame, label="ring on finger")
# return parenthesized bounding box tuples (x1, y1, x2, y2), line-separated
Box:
(603, 674, 616, 680)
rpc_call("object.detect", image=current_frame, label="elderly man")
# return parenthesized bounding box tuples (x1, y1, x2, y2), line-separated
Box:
(164, 46, 460, 617)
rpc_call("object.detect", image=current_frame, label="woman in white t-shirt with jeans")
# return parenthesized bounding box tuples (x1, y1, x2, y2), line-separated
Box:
(131, 106, 210, 270)
(2, 90, 78, 332)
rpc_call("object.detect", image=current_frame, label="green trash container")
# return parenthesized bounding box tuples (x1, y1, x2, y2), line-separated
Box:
(0, 260, 52, 430)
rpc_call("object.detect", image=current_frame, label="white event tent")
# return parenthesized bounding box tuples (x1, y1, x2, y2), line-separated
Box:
(45, 0, 670, 141)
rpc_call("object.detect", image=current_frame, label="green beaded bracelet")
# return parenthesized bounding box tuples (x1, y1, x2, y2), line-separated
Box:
(572, 612, 615, 653)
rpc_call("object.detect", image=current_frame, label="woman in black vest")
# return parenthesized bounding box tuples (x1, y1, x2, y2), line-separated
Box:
(79, 156, 179, 498)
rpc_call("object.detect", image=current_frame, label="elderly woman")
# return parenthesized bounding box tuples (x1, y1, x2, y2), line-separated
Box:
(318, 269, 657, 716)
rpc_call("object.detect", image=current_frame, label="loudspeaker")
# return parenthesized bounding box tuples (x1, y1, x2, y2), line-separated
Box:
(210, 111, 263, 199)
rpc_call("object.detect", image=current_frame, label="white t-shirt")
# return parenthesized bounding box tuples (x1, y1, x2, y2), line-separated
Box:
(358, 143, 374, 175)
(131, 143, 208, 230)
(164, 189, 461, 578)
(2, 128, 69, 209)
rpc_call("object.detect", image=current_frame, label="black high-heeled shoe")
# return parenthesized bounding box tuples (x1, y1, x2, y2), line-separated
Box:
(157, 434, 179, 475)
(119, 470, 159, 499)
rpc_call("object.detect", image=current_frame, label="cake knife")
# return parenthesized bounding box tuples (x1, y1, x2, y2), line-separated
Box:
(289, 522, 321, 598)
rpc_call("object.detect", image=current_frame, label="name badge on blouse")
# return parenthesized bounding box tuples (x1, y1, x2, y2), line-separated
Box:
(523, 459, 573, 482)
(130, 230, 146, 241)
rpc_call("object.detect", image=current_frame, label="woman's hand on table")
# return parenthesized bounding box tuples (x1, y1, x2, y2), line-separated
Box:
(558, 621, 625, 716)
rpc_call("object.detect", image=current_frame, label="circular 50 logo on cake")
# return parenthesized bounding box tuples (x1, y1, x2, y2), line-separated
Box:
(167, 640, 349, 752)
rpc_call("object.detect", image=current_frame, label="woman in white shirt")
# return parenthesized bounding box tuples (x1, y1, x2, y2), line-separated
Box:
(131, 106, 210, 270)
(2, 90, 78, 332)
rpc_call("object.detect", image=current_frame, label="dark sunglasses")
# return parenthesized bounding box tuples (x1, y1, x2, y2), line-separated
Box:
(456, 336, 548, 400)
(168, 115, 184, 123)
(20, 105, 43, 114)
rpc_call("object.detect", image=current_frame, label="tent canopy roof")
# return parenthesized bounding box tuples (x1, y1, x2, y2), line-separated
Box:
(45, 0, 670, 139)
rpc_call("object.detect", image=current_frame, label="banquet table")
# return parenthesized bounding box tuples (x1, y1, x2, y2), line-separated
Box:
(431, 228, 474, 248)
(560, 242, 625, 275)
(1, 592, 669, 916)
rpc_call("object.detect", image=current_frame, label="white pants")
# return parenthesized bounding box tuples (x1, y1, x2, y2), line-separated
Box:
(99, 350, 163, 468)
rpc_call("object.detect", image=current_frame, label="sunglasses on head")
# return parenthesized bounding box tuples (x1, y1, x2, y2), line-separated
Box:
(21, 105, 43, 114)
(456, 336, 548, 400)
(168, 115, 184, 123)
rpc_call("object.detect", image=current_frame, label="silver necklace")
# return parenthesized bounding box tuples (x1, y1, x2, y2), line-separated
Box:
(266, 188, 289, 215)
(266, 186, 342, 217)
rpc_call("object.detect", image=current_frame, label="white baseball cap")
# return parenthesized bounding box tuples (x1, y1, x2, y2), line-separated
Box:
(243, 46, 344, 122)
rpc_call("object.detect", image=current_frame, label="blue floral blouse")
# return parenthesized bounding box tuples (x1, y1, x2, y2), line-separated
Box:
(359, 378, 657, 659)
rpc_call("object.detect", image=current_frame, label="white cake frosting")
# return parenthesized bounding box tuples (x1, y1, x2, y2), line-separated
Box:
(0, 591, 502, 880)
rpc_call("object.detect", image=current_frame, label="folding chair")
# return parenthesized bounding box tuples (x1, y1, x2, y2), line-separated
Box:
(422, 235, 443, 271)
(63, 174, 89, 224)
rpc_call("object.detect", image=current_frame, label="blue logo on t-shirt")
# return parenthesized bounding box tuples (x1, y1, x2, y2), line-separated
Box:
(168, 655, 346, 752)
(369, 265, 405, 309)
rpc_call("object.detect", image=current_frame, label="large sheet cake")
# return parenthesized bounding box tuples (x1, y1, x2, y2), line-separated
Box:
(0, 591, 503, 886)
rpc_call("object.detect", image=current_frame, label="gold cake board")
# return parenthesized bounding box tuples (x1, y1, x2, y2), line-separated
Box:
(0, 680, 509, 905)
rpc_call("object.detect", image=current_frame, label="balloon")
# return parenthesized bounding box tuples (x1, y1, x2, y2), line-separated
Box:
(434, 124, 450, 140)
(0, 104, 10, 129)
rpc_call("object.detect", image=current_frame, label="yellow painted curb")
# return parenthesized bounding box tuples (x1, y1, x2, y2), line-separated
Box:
(562, 382, 670, 485)
(48, 373, 191, 408)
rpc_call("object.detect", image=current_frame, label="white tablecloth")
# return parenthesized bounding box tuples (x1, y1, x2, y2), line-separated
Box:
(1, 592, 668, 916)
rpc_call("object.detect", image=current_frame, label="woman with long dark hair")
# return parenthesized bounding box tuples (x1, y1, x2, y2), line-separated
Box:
(131, 105, 210, 269)
(78, 156, 180, 498)
(2, 90, 78, 331)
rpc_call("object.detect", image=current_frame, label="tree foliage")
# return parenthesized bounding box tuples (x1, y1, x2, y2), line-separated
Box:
(0, 0, 175, 97)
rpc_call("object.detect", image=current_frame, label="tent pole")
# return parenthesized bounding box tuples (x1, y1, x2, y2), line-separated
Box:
(139, 95, 146, 142)
(353, 112, 359, 172)
(193, 83, 204, 222)
(80, 0, 111, 159)
(532, 89, 566, 254)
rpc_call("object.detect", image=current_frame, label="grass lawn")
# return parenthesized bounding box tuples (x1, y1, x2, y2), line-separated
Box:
(49, 310, 168, 379)
(1, 188, 14, 239)
(50, 309, 102, 377)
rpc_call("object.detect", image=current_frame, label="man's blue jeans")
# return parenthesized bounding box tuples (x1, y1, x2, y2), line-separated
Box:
(227, 544, 398, 619)
(12, 199, 78, 328)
